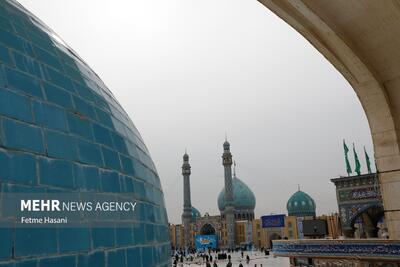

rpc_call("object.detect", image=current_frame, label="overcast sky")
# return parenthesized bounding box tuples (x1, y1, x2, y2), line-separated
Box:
(19, 0, 374, 223)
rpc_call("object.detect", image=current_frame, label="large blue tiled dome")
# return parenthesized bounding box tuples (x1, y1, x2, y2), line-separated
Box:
(0, 1, 170, 266)
(218, 176, 256, 211)
(287, 190, 316, 217)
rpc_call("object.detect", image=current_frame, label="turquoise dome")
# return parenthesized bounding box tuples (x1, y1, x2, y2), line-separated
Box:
(287, 190, 316, 217)
(0, 1, 169, 266)
(192, 206, 201, 219)
(218, 177, 256, 211)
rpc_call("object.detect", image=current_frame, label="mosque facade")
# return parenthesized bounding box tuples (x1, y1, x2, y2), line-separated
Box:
(169, 150, 342, 251)
(174, 140, 257, 249)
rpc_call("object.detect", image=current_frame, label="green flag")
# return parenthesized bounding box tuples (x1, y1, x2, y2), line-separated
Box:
(364, 146, 372, 174)
(353, 143, 361, 175)
(343, 140, 352, 176)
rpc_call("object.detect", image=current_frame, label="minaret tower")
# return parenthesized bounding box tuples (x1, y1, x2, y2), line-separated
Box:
(181, 151, 192, 249)
(222, 139, 235, 249)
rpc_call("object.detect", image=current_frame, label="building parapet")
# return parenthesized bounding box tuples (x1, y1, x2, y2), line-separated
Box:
(272, 239, 400, 260)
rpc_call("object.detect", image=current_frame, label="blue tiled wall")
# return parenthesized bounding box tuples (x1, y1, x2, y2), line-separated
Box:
(0, 1, 170, 266)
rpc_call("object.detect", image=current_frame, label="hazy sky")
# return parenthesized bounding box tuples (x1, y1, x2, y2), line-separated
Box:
(19, 0, 374, 224)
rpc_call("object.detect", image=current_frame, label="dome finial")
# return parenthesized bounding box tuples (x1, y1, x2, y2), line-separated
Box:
(183, 149, 189, 162)
(233, 161, 237, 178)
(298, 184, 300, 191)
(223, 133, 230, 151)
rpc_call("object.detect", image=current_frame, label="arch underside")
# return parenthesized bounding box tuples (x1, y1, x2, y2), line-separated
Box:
(347, 204, 384, 230)
(258, 0, 400, 239)
(200, 223, 216, 235)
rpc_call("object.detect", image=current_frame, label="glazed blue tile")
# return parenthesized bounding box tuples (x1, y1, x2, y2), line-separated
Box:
(73, 82, 94, 102)
(92, 227, 115, 249)
(12, 50, 42, 78)
(43, 82, 73, 108)
(111, 132, 128, 155)
(33, 101, 67, 131)
(63, 63, 84, 84)
(58, 227, 90, 252)
(22, 39, 34, 57)
(5, 66, 42, 98)
(0, 150, 36, 184)
(28, 31, 55, 54)
(15, 260, 38, 267)
(0, 88, 32, 122)
(77, 139, 103, 166)
(120, 155, 134, 176)
(39, 256, 76, 267)
(73, 96, 95, 119)
(15, 228, 57, 257)
(126, 247, 142, 267)
(0, 64, 6, 87)
(133, 179, 145, 199)
(73, 164, 100, 191)
(0, 28, 24, 51)
(100, 170, 120, 193)
(45, 66, 74, 92)
(45, 130, 77, 160)
(0, 15, 12, 31)
(33, 45, 61, 70)
(66, 112, 93, 140)
(93, 123, 113, 147)
(1, 183, 45, 194)
(93, 93, 110, 112)
(2, 118, 44, 154)
(102, 146, 121, 170)
(115, 227, 133, 246)
(146, 223, 156, 242)
(13, 23, 28, 39)
(107, 250, 126, 267)
(132, 223, 145, 244)
(39, 157, 74, 189)
(119, 175, 134, 193)
(78, 251, 105, 267)
(142, 247, 154, 266)
(0, 227, 12, 260)
(95, 108, 113, 128)
(0, 43, 11, 65)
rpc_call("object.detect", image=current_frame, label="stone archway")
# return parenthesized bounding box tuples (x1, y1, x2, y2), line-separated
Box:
(200, 223, 216, 235)
(269, 233, 282, 248)
(258, 0, 400, 239)
(350, 205, 385, 238)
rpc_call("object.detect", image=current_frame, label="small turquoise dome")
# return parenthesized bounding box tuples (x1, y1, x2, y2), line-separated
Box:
(287, 190, 316, 217)
(218, 177, 256, 211)
(192, 207, 201, 219)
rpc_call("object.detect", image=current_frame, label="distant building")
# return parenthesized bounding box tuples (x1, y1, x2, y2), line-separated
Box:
(171, 140, 257, 250)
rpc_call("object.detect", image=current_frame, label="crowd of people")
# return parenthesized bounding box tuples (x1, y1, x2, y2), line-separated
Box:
(171, 247, 269, 267)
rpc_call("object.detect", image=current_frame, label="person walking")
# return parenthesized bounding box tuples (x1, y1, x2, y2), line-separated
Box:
(213, 261, 218, 267)
(226, 260, 232, 267)
(239, 263, 244, 267)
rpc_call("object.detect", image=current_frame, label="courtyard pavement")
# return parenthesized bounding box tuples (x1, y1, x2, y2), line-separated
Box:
(178, 251, 290, 267)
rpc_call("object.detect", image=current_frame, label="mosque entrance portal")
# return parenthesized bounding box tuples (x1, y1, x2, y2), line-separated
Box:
(200, 223, 216, 235)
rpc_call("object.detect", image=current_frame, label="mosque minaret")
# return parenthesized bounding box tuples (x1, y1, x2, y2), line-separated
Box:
(180, 140, 256, 249)
(222, 139, 235, 249)
(181, 151, 192, 249)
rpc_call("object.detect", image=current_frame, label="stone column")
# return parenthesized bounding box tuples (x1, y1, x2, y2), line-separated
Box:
(181, 152, 192, 249)
(222, 140, 235, 249)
